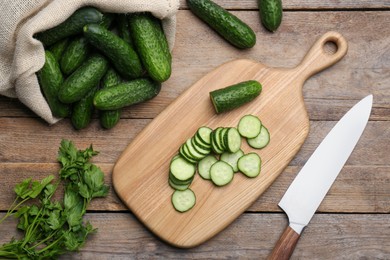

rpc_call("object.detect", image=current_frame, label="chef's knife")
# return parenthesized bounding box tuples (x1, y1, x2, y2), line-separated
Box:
(268, 94, 373, 260)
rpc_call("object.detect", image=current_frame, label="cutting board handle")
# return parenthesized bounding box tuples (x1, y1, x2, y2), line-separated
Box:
(294, 31, 348, 81)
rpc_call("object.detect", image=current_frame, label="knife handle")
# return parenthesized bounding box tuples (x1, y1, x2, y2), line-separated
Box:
(268, 226, 300, 260)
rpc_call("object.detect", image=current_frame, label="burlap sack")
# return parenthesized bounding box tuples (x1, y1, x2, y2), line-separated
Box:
(0, 0, 180, 124)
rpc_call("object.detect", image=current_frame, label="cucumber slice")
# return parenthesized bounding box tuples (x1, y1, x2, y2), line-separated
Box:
(197, 126, 212, 145)
(219, 127, 229, 151)
(194, 133, 211, 150)
(171, 189, 196, 212)
(213, 127, 225, 151)
(238, 152, 261, 178)
(191, 137, 211, 155)
(169, 171, 194, 185)
(211, 130, 224, 154)
(210, 161, 234, 186)
(198, 155, 218, 180)
(169, 178, 191, 191)
(179, 145, 198, 164)
(238, 115, 262, 138)
(185, 139, 206, 160)
(224, 127, 241, 153)
(170, 156, 196, 181)
(220, 149, 244, 172)
(247, 126, 270, 149)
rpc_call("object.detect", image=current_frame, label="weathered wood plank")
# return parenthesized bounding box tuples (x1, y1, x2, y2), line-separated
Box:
(0, 118, 388, 165)
(1, 213, 389, 259)
(0, 11, 389, 120)
(179, 0, 390, 10)
(0, 163, 388, 213)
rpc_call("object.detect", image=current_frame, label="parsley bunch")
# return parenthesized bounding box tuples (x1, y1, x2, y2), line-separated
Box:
(0, 140, 109, 259)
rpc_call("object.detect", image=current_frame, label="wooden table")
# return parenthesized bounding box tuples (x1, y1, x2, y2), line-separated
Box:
(1, 1, 389, 258)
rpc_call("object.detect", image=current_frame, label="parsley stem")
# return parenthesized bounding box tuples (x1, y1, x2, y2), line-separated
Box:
(0, 197, 29, 224)
(36, 233, 64, 254)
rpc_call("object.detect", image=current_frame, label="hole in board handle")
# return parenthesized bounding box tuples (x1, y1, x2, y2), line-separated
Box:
(323, 40, 338, 55)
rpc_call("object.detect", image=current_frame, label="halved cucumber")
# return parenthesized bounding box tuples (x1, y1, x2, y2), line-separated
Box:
(220, 149, 244, 172)
(170, 156, 196, 181)
(210, 161, 234, 186)
(198, 155, 218, 180)
(247, 125, 270, 149)
(237, 152, 261, 178)
(238, 115, 262, 138)
(171, 189, 196, 212)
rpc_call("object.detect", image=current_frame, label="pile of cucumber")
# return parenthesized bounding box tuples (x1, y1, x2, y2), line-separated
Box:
(169, 114, 270, 213)
(35, 7, 171, 129)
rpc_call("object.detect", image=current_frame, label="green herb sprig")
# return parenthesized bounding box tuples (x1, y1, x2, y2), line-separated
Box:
(0, 139, 109, 259)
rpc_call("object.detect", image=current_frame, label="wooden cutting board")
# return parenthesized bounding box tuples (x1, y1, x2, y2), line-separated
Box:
(112, 31, 348, 248)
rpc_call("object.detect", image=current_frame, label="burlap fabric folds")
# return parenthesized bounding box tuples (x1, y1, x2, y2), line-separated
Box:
(0, 0, 180, 124)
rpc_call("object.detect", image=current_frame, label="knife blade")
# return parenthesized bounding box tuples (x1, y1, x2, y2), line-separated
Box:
(268, 94, 373, 260)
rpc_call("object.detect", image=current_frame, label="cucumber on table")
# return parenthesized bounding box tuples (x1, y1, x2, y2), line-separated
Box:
(258, 0, 283, 32)
(58, 54, 108, 104)
(35, 7, 103, 46)
(210, 80, 262, 114)
(37, 51, 70, 118)
(93, 78, 161, 110)
(187, 0, 256, 49)
(83, 24, 143, 79)
(129, 13, 172, 82)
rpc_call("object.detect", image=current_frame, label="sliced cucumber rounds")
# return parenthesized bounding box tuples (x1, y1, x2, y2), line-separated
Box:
(238, 115, 262, 138)
(168, 114, 270, 213)
(238, 153, 262, 178)
(171, 189, 196, 212)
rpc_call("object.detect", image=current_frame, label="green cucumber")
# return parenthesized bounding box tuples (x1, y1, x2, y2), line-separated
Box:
(37, 51, 70, 118)
(71, 87, 97, 130)
(258, 0, 283, 32)
(35, 7, 103, 46)
(129, 13, 171, 82)
(83, 24, 142, 79)
(238, 153, 262, 178)
(210, 161, 234, 186)
(60, 37, 90, 75)
(48, 38, 69, 61)
(117, 14, 133, 47)
(187, 0, 256, 49)
(149, 15, 172, 64)
(58, 54, 108, 104)
(238, 115, 262, 138)
(171, 189, 196, 213)
(100, 13, 116, 29)
(247, 125, 270, 149)
(99, 68, 122, 129)
(93, 78, 161, 110)
(210, 80, 262, 114)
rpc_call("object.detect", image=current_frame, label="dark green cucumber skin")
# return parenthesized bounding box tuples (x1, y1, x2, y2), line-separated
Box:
(258, 0, 283, 32)
(37, 51, 70, 118)
(210, 80, 262, 114)
(99, 68, 122, 129)
(187, 0, 256, 49)
(129, 13, 171, 82)
(35, 7, 103, 46)
(150, 15, 172, 64)
(58, 54, 108, 104)
(48, 38, 69, 61)
(83, 24, 142, 79)
(60, 37, 90, 75)
(71, 87, 97, 130)
(117, 14, 133, 47)
(94, 78, 161, 110)
(100, 13, 116, 29)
